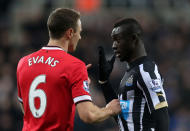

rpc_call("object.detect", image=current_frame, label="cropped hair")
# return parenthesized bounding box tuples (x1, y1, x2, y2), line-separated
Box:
(47, 8, 80, 39)
(114, 18, 143, 38)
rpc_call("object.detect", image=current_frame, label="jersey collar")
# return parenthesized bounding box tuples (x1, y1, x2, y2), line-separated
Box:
(128, 56, 149, 70)
(42, 46, 65, 51)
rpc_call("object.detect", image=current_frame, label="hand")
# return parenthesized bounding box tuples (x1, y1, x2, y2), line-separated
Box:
(86, 64, 92, 69)
(98, 46, 115, 82)
(86, 64, 92, 85)
(106, 99, 121, 116)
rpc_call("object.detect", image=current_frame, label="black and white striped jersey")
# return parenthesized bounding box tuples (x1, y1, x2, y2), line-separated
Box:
(117, 56, 168, 131)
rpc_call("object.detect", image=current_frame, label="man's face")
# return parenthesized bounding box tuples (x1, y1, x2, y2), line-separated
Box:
(111, 26, 134, 62)
(68, 19, 82, 52)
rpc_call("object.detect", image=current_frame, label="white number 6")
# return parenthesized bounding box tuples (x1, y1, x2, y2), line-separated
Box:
(29, 75, 47, 118)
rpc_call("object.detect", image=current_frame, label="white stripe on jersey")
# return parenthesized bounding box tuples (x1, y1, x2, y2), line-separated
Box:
(140, 98, 146, 131)
(127, 90, 134, 131)
(18, 96, 23, 103)
(73, 95, 92, 103)
(137, 81, 151, 113)
(118, 116, 125, 131)
(151, 128, 155, 131)
(42, 47, 65, 51)
(139, 64, 160, 111)
(154, 65, 167, 100)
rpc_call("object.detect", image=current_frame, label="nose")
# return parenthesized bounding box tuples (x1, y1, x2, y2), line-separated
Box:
(112, 41, 117, 50)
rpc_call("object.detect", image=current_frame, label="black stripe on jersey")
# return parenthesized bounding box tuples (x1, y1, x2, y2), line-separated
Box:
(142, 103, 155, 129)
(142, 128, 153, 131)
(122, 86, 134, 100)
(133, 88, 142, 131)
(137, 72, 154, 112)
(157, 93, 166, 103)
(144, 62, 166, 104)
(120, 117, 129, 131)
(143, 61, 157, 79)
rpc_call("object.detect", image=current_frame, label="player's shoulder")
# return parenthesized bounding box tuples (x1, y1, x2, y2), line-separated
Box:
(138, 56, 157, 73)
(17, 51, 38, 70)
(65, 53, 85, 66)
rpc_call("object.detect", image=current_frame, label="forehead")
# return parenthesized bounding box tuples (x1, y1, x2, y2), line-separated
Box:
(77, 19, 81, 26)
(76, 19, 82, 30)
(111, 26, 126, 37)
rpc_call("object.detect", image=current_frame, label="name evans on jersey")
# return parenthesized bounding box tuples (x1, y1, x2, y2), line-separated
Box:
(28, 56, 59, 67)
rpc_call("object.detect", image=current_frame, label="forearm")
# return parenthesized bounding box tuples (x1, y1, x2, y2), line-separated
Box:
(77, 101, 113, 123)
(88, 104, 113, 123)
(152, 107, 169, 131)
(99, 80, 117, 103)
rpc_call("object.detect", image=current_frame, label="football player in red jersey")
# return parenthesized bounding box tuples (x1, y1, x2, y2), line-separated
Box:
(17, 8, 121, 131)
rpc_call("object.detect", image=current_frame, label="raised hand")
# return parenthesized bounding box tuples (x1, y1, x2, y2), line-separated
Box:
(98, 46, 115, 82)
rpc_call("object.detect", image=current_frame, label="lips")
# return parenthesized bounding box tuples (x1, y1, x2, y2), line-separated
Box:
(114, 50, 120, 57)
(116, 54, 121, 58)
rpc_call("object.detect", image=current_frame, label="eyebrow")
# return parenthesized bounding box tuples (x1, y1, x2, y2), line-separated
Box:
(111, 33, 123, 39)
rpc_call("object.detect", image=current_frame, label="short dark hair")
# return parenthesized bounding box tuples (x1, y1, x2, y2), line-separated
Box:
(114, 18, 143, 38)
(47, 8, 80, 39)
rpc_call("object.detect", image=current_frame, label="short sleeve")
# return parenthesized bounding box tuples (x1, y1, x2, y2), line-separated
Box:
(69, 61, 92, 104)
(17, 59, 23, 103)
(137, 63, 168, 113)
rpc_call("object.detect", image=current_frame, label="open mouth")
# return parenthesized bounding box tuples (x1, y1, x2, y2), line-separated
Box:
(114, 51, 120, 57)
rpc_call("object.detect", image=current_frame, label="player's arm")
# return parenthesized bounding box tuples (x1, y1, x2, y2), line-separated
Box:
(98, 47, 117, 103)
(76, 99, 121, 123)
(152, 107, 169, 131)
(99, 81, 117, 103)
(71, 60, 120, 123)
(17, 97, 24, 114)
(138, 62, 169, 131)
(19, 102, 25, 114)
(17, 59, 25, 114)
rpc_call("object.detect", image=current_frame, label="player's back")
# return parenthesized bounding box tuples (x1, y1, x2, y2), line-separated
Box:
(17, 46, 84, 131)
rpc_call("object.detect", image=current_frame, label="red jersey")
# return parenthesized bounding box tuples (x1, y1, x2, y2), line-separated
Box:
(17, 46, 92, 131)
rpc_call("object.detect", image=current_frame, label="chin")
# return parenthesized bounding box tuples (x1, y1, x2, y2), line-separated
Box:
(119, 55, 128, 62)
(119, 57, 125, 62)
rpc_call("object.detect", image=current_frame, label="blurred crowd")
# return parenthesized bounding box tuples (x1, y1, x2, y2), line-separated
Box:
(1, 0, 190, 131)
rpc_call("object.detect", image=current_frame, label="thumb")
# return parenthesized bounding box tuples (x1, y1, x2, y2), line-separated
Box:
(86, 64, 92, 70)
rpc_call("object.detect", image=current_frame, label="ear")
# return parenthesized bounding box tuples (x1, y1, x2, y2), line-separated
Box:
(65, 28, 74, 39)
(132, 33, 139, 46)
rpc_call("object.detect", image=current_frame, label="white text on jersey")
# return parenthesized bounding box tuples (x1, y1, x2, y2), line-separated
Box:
(28, 56, 59, 67)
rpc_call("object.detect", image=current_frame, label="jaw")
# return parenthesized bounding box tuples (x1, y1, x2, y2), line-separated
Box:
(68, 44, 74, 52)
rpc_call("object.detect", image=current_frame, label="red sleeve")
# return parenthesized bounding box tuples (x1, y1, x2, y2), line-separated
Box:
(69, 61, 92, 104)
(17, 58, 23, 103)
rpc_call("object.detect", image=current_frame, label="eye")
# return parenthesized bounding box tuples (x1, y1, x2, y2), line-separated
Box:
(112, 37, 119, 41)
(116, 38, 122, 43)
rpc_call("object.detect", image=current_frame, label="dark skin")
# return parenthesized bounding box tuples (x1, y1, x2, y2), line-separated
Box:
(99, 25, 169, 131)
(111, 25, 146, 63)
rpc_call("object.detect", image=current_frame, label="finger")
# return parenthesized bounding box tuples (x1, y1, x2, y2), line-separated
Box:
(86, 64, 92, 69)
(98, 46, 106, 63)
(88, 77, 91, 85)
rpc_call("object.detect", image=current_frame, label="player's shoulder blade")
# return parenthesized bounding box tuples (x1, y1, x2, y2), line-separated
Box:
(62, 51, 85, 66)
(17, 51, 37, 70)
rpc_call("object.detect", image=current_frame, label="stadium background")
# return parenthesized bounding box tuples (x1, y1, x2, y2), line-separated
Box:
(0, 0, 190, 130)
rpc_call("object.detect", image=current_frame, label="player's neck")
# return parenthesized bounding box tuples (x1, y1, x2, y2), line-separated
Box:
(128, 43, 147, 63)
(47, 38, 69, 52)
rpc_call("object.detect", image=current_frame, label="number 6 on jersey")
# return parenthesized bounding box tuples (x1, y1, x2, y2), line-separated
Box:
(29, 75, 47, 118)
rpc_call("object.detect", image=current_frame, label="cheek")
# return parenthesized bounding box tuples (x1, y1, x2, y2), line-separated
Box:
(74, 35, 80, 41)
(120, 42, 127, 51)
